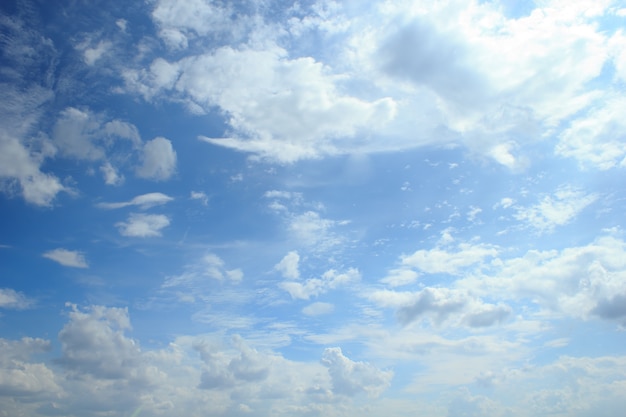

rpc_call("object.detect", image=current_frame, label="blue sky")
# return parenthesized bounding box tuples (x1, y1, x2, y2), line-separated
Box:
(1, 0, 626, 416)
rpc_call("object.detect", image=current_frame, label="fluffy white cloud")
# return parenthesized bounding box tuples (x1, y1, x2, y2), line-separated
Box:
(458, 235, 626, 324)
(151, 0, 236, 50)
(556, 96, 626, 169)
(513, 185, 598, 233)
(280, 268, 360, 300)
(0, 288, 33, 309)
(116, 213, 170, 237)
(401, 241, 498, 275)
(274, 251, 300, 279)
(100, 161, 124, 185)
(126, 42, 396, 163)
(321, 347, 393, 398)
(163, 253, 244, 296)
(0, 337, 59, 398)
(52, 107, 139, 161)
(368, 287, 511, 328)
(82, 40, 112, 66)
(42, 248, 89, 268)
(58, 304, 141, 379)
(97, 192, 173, 209)
(190, 191, 209, 205)
(302, 302, 334, 316)
(288, 211, 346, 249)
(136, 137, 177, 180)
(0, 15, 65, 206)
(380, 268, 419, 287)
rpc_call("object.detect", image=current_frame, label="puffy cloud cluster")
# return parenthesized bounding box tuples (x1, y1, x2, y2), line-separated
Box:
(0, 304, 394, 417)
(280, 267, 360, 300)
(119, 0, 626, 170)
(42, 248, 89, 268)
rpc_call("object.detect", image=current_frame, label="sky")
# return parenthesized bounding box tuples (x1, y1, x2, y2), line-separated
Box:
(1, 0, 626, 416)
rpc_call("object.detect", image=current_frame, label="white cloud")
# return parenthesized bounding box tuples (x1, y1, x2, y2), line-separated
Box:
(556, 96, 626, 169)
(0, 14, 68, 206)
(137, 137, 177, 180)
(58, 304, 141, 379)
(97, 192, 173, 209)
(514, 185, 598, 233)
(380, 268, 419, 287)
(52, 107, 109, 161)
(274, 251, 300, 279)
(116, 213, 170, 237)
(0, 288, 33, 309)
(368, 287, 511, 328)
(190, 191, 208, 205)
(151, 0, 235, 50)
(280, 268, 360, 300)
(0, 133, 65, 206)
(288, 211, 346, 249)
(458, 235, 626, 324)
(302, 302, 334, 316)
(82, 40, 111, 66)
(126, 42, 396, 163)
(401, 242, 498, 275)
(163, 253, 244, 294)
(100, 162, 124, 185)
(321, 347, 393, 398)
(42, 248, 88, 268)
(0, 337, 59, 397)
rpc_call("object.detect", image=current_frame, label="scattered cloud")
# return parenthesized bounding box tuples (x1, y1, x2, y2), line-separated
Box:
(0, 288, 33, 310)
(97, 192, 173, 209)
(190, 191, 208, 205)
(458, 235, 626, 323)
(100, 162, 125, 185)
(302, 302, 334, 316)
(42, 248, 88, 268)
(116, 213, 170, 237)
(401, 241, 498, 275)
(514, 185, 598, 233)
(321, 347, 393, 398)
(280, 268, 360, 300)
(136, 137, 177, 180)
(380, 268, 419, 287)
(274, 251, 300, 280)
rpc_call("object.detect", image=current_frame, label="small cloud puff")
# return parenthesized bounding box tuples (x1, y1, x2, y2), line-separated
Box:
(42, 248, 88, 268)
(97, 192, 173, 210)
(116, 213, 170, 237)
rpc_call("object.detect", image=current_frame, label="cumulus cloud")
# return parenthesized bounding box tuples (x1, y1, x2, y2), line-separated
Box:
(0, 288, 33, 309)
(42, 248, 88, 268)
(116, 213, 170, 237)
(163, 253, 244, 296)
(280, 268, 360, 300)
(97, 192, 173, 209)
(190, 191, 209, 205)
(52, 107, 140, 161)
(137, 137, 177, 180)
(274, 251, 300, 279)
(401, 241, 498, 275)
(458, 235, 626, 323)
(321, 347, 392, 398)
(556, 96, 626, 169)
(380, 268, 419, 287)
(126, 43, 396, 163)
(0, 16, 64, 206)
(288, 211, 346, 249)
(302, 302, 334, 316)
(0, 337, 59, 398)
(368, 287, 511, 328)
(513, 185, 598, 233)
(58, 304, 141, 379)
